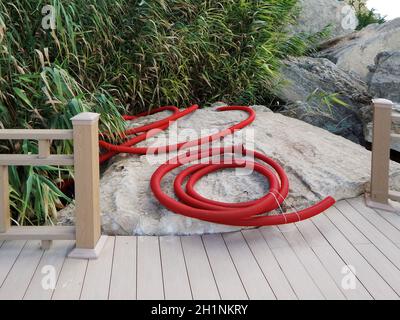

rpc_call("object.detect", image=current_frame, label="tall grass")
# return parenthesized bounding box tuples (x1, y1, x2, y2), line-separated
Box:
(0, 0, 321, 225)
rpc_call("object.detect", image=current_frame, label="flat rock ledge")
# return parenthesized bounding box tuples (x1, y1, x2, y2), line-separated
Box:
(59, 106, 400, 235)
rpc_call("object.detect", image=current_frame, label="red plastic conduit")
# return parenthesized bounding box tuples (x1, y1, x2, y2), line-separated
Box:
(69, 104, 334, 226)
(99, 106, 256, 158)
(99, 105, 197, 163)
(150, 146, 335, 226)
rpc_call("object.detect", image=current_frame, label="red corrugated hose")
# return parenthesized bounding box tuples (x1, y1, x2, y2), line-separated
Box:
(67, 105, 335, 227)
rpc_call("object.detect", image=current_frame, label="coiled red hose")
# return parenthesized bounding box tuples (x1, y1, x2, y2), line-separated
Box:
(99, 105, 197, 163)
(71, 105, 335, 227)
(99, 105, 256, 158)
(150, 146, 335, 226)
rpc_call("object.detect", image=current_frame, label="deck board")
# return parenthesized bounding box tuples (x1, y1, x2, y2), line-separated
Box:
(296, 220, 372, 300)
(0, 241, 43, 300)
(241, 229, 297, 300)
(313, 211, 399, 300)
(109, 236, 137, 300)
(24, 241, 74, 300)
(259, 226, 325, 299)
(223, 232, 276, 300)
(160, 236, 192, 300)
(136, 236, 164, 300)
(374, 208, 400, 232)
(335, 201, 400, 268)
(202, 234, 248, 300)
(181, 236, 220, 300)
(1, 197, 400, 300)
(80, 237, 114, 300)
(347, 198, 400, 247)
(52, 257, 88, 300)
(0, 240, 26, 286)
(278, 224, 346, 300)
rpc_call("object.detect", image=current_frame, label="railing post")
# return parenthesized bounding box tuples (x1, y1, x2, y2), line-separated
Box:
(370, 99, 394, 205)
(0, 165, 10, 233)
(68, 113, 107, 259)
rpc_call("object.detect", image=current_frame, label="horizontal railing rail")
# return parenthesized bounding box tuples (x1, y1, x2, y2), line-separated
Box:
(0, 113, 106, 259)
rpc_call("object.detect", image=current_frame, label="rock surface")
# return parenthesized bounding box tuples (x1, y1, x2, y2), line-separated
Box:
(59, 107, 400, 235)
(292, 0, 357, 38)
(368, 51, 400, 103)
(277, 56, 371, 144)
(319, 18, 400, 81)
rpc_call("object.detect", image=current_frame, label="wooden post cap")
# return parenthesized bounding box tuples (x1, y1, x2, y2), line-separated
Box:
(71, 113, 100, 124)
(372, 99, 394, 108)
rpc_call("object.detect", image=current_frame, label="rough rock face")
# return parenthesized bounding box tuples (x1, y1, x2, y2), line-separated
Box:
(319, 18, 400, 81)
(292, 0, 357, 38)
(277, 56, 371, 144)
(59, 107, 400, 235)
(368, 51, 400, 103)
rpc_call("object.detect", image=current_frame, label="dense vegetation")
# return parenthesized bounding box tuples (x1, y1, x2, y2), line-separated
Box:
(347, 0, 386, 30)
(0, 0, 324, 225)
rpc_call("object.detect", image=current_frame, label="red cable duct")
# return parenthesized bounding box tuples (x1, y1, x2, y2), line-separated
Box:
(98, 105, 256, 158)
(150, 146, 335, 226)
(64, 105, 334, 227)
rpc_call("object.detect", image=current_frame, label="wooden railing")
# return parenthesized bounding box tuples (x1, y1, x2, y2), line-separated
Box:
(0, 113, 106, 259)
(366, 99, 400, 212)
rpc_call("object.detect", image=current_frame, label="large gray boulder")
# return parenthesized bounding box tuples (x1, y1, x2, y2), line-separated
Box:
(276, 56, 371, 144)
(292, 0, 357, 38)
(368, 51, 400, 103)
(319, 18, 400, 81)
(59, 107, 400, 235)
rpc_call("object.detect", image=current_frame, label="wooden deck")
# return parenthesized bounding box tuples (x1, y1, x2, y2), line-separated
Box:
(1, 197, 400, 300)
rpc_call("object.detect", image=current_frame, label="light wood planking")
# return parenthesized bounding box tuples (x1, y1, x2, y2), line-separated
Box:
(325, 206, 369, 245)
(242, 229, 297, 300)
(279, 224, 346, 300)
(181, 236, 220, 300)
(202, 234, 248, 300)
(334, 201, 400, 269)
(0, 197, 399, 301)
(137, 236, 164, 300)
(80, 237, 114, 300)
(355, 243, 400, 295)
(23, 241, 74, 300)
(0, 241, 44, 300)
(160, 236, 192, 300)
(312, 213, 398, 299)
(223, 232, 276, 300)
(0, 240, 26, 286)
(296, 220, 372, 300)
(347, 198, 400, 246)
(375, 207, 400, 231)
(52, 258, 88, 300)
(109, 237, 137, 300)
(259, 226, 325, 300)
